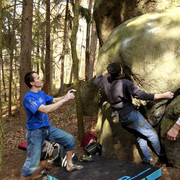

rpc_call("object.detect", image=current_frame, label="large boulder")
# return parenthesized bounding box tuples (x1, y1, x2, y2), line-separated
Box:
(94, 8, 180, 167)
(96, 8, 180, 94)
(94, 0, 168, 45)
(96, 102, 140, 162)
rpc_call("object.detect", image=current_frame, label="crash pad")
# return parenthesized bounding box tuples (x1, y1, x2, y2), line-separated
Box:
(47, 156, 161, 180)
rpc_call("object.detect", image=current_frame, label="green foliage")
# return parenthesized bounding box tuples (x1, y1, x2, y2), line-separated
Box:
(51, 14, 63, 29)
(79, 6, 91, 23)
(70, 0, 91, 23)
(168, 0, 180, 7)
(54, 0, 63, 4)
(2, 2, 15, 50)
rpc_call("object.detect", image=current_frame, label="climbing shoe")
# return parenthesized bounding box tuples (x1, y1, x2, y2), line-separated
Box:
(79, 155, 93, 162)
(143, 159, 155, 166)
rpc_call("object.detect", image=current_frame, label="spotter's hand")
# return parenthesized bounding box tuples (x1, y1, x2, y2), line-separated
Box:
(65, 89, 76, 101)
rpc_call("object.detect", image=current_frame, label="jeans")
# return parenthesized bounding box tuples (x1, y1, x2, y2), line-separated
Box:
(21, 126, 75, 177)
(120, 110, 165, 162)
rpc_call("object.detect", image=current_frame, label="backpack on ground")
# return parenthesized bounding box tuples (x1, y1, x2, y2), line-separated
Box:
(80, 132, 97, 148)
(81, 132, 102, 155)
(84, 141, 102, 155)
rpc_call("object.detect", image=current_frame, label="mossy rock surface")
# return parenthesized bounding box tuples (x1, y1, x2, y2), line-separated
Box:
(96, 102, 142, 162)
(161, 95, 180, 138)
(81, 78, 99, 116)
(96, 8, 180, 94)
(94, 8, 180, 167)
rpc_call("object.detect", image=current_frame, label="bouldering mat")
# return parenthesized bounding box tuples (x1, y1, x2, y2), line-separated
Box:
(47, 156, 161, 180)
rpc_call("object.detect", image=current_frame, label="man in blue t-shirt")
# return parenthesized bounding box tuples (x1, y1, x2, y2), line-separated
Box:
(21, 71, 83, 180)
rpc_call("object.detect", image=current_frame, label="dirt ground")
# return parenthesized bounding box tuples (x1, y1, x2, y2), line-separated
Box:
(2, 96, 180, 180)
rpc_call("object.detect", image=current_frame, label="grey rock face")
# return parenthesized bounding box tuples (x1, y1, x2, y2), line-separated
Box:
(96, 8, 180, 93)
(95, 8, 180, 167)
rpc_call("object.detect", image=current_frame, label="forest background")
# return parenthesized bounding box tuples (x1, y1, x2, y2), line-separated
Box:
(0, 0, 180, 179)
(0, 0, 98, 179)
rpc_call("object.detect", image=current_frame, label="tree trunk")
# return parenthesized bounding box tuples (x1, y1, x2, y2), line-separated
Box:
(59, 0, 69, 92)
(69, 59, 73, 85)
(88, 14, 97, 80)
(0, 0, 3, 178)
(1, 56, 6, 102)
(8, 0, 17, 116)
(36, 0, 40, 74)
(13, 49, 18, 105)
(43, 0, 51, 94)
(70, 0, 85, 140)
(41, 35, 45, 75)
(20, 0, 33, 122)
(85, 0, 92, 81)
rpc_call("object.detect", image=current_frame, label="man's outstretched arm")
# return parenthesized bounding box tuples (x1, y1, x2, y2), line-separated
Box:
(38, 89, 76, 114)
(52, 89, 76, 103)
(153, 91, 174, 100)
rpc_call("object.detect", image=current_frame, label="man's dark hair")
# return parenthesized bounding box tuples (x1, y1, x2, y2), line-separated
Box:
(107, 62, 122, 83)
(24, 71, 36, 88)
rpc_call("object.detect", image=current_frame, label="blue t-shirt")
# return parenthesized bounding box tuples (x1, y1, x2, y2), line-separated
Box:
(23, 90, 53, 129)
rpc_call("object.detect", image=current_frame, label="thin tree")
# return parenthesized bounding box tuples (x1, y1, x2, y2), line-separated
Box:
(59, 0, 69, 92)
(70, 0, 85, 140)
(20, 0, 33, 121)
(69, 58, 73, 84)
(0, 0, 3, 178)
(85, 0, 92, 81)
(13, 47, 18, 105)
(36, 0, 41, 74)
(88, 11, 97, 80)
(41, 33, 45, 74)
(1, 52, 6, 102)
(42, 0, 51, 94)
(8, 0, 17, 116)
